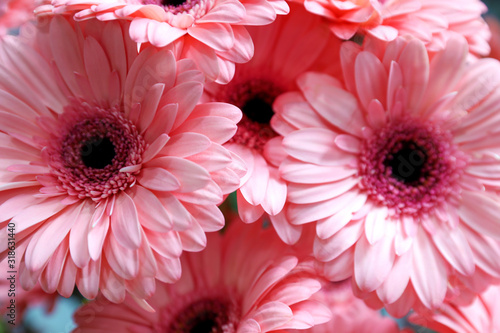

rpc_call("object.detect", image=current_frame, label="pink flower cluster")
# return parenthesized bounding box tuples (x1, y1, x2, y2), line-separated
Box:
(0, 0, 500, 332)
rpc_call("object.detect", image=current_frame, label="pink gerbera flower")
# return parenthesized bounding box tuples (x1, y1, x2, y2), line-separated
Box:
(410, 284, 500, 333)
(273, 35, 500, 314)
(73, 220, 332, 332)
(0, 16, 244, 302)
(39, 0, 289, 84)
(293, 0, 490, 57)
(203, 3, 342, 244)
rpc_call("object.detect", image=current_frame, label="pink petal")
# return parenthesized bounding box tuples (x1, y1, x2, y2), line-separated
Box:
(240, 152, 269, 206)
(376, 250, 412, 304)
(354, 228, 396, 292)
(188, 22, 234, 52)
(282, 128, 357, 166)
(355, 51, 388, 110)
(179, 221, 207, 252)
(172, 116, 237, 144)
(287, 177, 358, 205)
(25, 202, 82, 272)
(297, 72, 365, 137)
(458, 190, 500, 240)
(130, 186, 172, 233)
(432, 222, 475, 276)
(398, 39, 430, 112)
(110, 192, 142, 250)
(105, 235, 139, 279)
(160, 132, 211, 158)
(147, 229, 182, 260)
(137, 167, 181, 192)
(237, 190, 265, 223)
(364, 206, 389, 244)
(147, 156, 211, 193)
(261, 167, 287, 216)
(88, 215, 110, 261)
(240, 0, 276, 25)
(280, 157, 356, 184)
(69, 201, 94, 268)
(288, 190, 365, 225)
(314, 218, 364, 262)
(269, 211, 302, 245)
(147, 21, 187, 47)
(411, 227, 447, 309)
(196, 0, 246, 24)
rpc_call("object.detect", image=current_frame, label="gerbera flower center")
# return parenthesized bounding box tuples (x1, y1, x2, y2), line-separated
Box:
(45, 102, 145, 201)
(80, 137, 116, 169)
(164, 296, 239, 333)
(359, 121, 467, 217)
(161, 0, 186, 6)
(384, 141, 427, 184)
(143, 0, 207, 16)
(224, 79, 283, 152)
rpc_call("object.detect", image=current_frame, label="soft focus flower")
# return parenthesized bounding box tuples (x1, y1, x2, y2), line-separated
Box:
(0, 0, 37, 35)
(410, 284, 500, 333)
(292, 0, 490, 57)
(0, 16, 244, 302)
(73, 220, 331, 332)
(39, 0, 290, 84)
(292, 279, 402, 333)
(203, 3, 341, 244)
(486, 15, 500, 60)
(1, 261, 58, 321)
(273, 35, 500, 315)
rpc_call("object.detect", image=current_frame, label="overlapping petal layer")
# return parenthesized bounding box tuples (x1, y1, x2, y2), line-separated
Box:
(38, 0, 289, 83)
(0, 16, 244, 302)
(73, 221, 331, 332)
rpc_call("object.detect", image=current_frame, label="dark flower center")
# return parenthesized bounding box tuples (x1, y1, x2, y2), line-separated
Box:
(169, 298, 237, 333)
(80, 137, 116, 169)
(384, 141, 427, 184)
(242, 97, 275, 124)
(220, 79, 283, 152)
(359, 121, 467, 216)
(161, 0, 185, 6)
(48, 103, 145, 201)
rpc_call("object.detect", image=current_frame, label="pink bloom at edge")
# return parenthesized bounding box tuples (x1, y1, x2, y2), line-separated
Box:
(273, 35, 500, 315)
(290, 279, 404, 333)
(0, 16, 245, 302)
(410, 284, 500, 333)
(72, 221, 332, 332)
(292, 0, 490, 57)
(37, 0, 289, 84)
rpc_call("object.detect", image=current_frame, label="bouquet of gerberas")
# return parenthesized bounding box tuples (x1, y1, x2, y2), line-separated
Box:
(2, 0, 500, 332)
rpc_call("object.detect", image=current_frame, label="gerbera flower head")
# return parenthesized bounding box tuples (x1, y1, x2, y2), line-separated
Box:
(39, 0, 290, 84)
(273, 34, 500, 314)
(0, 16, 244, 302)
(410, 284, 500, 333)
(203, 3, 342, 245)
(73, 220, 332, 332)
(293, 0, 490, 57)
